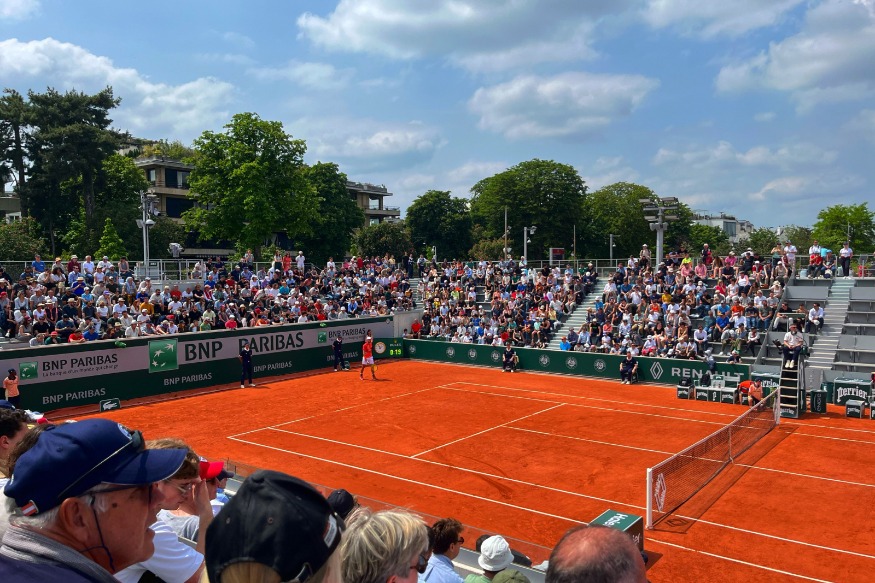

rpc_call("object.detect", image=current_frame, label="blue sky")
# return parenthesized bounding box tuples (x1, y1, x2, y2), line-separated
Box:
(2, 0, 873, 228)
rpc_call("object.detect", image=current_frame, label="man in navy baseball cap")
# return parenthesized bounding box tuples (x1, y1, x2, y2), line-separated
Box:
(0, 419, 187, 582)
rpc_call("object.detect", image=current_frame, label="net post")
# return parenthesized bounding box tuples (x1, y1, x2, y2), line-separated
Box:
(645, 467, 653, 529)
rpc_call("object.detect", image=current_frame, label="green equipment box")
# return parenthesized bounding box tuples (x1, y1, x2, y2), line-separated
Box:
(809, 389, 828, 414)
(846, 400, 865, 418)
(676, 384, 691, 399)
(591, 509, 644, 552)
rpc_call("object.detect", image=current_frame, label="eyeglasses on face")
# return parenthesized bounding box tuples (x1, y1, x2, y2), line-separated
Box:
(164, 480, 197, 496)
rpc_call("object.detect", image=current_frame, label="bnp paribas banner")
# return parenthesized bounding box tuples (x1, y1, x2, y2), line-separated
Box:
(2, 318, 394, 412)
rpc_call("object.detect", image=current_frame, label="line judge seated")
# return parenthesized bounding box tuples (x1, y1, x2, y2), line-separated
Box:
(0, 419, 187, 583)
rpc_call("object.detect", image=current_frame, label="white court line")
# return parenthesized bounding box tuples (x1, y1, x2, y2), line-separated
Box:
(442, 385, 728, 428)
(785, 431, 875, 446)
(230, 432, 875, 564)
(510, 426, 676, 456)
(647, 539, 833, 583)
(452, 381, 740, 419)
(412, 404, 565, 457)
(734, 464, 875, 489)
(784, 420, 875, 436)
(229, 435, 577, 522)
(227, 385, 450, 439)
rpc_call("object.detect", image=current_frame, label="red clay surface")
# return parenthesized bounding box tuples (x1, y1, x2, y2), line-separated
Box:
(65, 360, 875, 583)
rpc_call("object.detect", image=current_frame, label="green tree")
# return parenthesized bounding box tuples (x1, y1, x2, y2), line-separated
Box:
(140, 139, 196, 161)
(737, 227, 779, 258)
(61, 154, 148, 255)
(406, 190, 472, 260)
(148, 217, 188, 260)
(582, 182, 656, 259)
(95, 217, 127, 259)
(686, 224, 730, 257)
(0, 89, 30, 205)
(469, 238, 506, 260)
(811, 203, 875, 253)
(0, 217, 47, 262)
(184, 112, 319, 250)
(781, 225, 813, 255)
(470, 159, 586, 260)
(25, 87, 121, 244)
(356, 222, 412, 259)
(296, 162, 365, 264)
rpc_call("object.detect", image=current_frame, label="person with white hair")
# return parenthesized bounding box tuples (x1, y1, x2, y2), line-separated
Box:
(342, 508, 428, 583)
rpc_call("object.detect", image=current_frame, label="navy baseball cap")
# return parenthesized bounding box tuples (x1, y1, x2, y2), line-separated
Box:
(0, 400, 14, 410)
(4, 419, 186, 516)
(206, 470, 343, 583)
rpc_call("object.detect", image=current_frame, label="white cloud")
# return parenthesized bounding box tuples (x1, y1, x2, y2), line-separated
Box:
(715, 0, 875, 110)
(196, 53, 256, 66)
(446, 161, 508, 185)
(221, 31, 255, 50)
(297, 0, 627, 71)
(0, 38, 235, 139)
(249, 61, 353, 90)
(754, 111, 776, 122)
(300, 117, 444, 173)
(653, 140, 837, 170)
(583, 156, 640, 189)
(0, 0, 39, 21)
(469, 72, 659, 139)
(843, 108, 875, 142)
(643, 0, 804, 38)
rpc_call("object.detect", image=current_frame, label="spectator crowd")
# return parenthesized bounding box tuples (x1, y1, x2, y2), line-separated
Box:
(410, 243, 795, 365)
(0, 251, 418, 348)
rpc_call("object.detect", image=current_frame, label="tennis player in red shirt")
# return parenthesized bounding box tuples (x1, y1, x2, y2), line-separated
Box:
(360, 330, 377, 380)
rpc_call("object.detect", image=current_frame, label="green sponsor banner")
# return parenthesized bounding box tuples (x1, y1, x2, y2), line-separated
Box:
(403, 340, 749, 385)
(2, 317, 394, 412)
(148, 339, 179, 373)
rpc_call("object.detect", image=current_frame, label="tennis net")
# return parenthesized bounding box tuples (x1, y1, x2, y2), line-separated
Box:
(646, 389, 780, 528)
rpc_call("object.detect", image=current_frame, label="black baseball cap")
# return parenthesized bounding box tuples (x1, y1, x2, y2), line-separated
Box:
(326, 488, 357, 520)
(206, 470, 343, 583)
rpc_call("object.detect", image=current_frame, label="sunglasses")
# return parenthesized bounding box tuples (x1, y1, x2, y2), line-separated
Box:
(164, 480, 197, 496)
(57, 428, 144, 502)
(412, 553, 428, 574)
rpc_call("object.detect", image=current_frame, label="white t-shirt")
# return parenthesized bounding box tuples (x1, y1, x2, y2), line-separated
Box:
(115, 519, 203, 583)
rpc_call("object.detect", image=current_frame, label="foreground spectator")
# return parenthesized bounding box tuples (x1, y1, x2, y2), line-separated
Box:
(0, 419, 186, 582)
(545, 525, 646, 583)
(116, 438, 206, 583)
(341, 508, 428, 583)
(205, 469, 343, 583)
(466, 535, 516, 583)
(423, 518, 466, 583)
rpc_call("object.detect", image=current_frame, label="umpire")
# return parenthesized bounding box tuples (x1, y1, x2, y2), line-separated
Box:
(239, 340, 254, 388)
(333, 335, 346, 371)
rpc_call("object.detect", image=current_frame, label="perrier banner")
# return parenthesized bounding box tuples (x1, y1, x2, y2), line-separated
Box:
(1, 318, 395, 412)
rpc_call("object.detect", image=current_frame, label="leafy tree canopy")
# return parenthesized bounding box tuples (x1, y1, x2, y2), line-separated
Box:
(296, 162, 364, 264)
(356, 221, 412, 260)
(95, 217, 127, 260)
(0, 217, 47, 262)
(406, 190, 472, 261)
(737, 227, 779, 259)
(687, 223, 730, 257)
(184, 112, 319, 250)
(811, 203, 875, 253)
(470, 159, 586, 260)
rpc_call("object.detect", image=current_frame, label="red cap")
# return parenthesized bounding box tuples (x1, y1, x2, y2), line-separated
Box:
(199, 459, 225, 480)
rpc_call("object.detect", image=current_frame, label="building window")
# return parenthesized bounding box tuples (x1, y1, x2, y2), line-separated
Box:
(723, 221, 737, 238)
(368, 197, 381, 210)
(165, 169, 178, 188)
(178, 171, 190, 189)
(146, 169, 156, 185)
(369, 217, 380, 226)
(165, 197, 195, 218)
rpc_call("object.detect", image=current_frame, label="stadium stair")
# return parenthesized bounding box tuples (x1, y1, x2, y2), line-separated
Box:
(547, 291, 597, 350)
(806, 278, 853, 372)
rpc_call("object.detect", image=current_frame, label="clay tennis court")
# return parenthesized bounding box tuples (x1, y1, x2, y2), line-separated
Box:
(66, 360, 875, 582)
